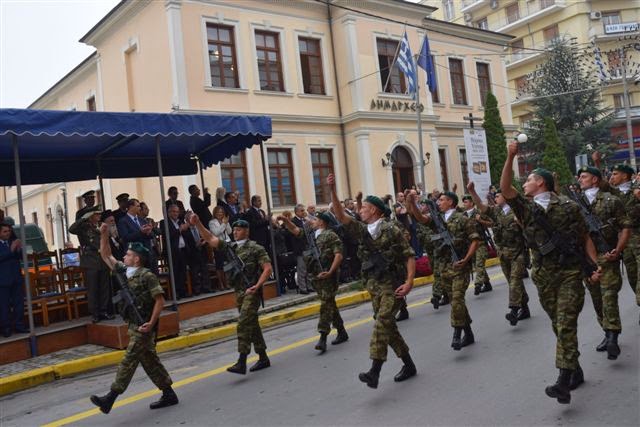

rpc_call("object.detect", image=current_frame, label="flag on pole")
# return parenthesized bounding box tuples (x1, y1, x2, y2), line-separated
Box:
(593, 46, 607, 82)
(417, 34, 437, 94)
(396, 32, 417, 99)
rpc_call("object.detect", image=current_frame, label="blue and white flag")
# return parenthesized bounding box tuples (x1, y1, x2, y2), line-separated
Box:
(417, 34, 437, 94)
(593, 46, 607, 82)
(396, 32, 417, 99)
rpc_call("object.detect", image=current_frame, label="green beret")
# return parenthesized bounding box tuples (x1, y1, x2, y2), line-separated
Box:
(442, 191, 458, 206)
(532, 168, 555, 191)
(116, 193, 130, 202)
(232, 219, 250, 229)
(494, 187, 502, 194)
(81, 190, 95, 198)
(81, 205, 102, 220)
(577, 166, 601, 179)
(462, 194, 473, 202)
(364, 195, 387, 213)
(316, 211, 335, 226)
(128, 242, 149, 256)
(612, 164, 635, 176)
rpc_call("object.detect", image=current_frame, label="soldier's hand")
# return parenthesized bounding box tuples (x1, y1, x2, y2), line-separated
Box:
(452, 183, 458, 193)
(189, 213, 200, 225)
(453, 259, 468, 270)
(99, 223, 110, 234)
(326, 173, 336, 187)
(394, 282, 412, 298)
(589, 266, 602, 283)
(138, 322, 153, 334)
(604, 249, 620, 262)
(245, 284, 259, 295)
(316, 271, 331, 280)
(467, 181, 475, 192)
(507, 141, 518, 156)
(356, 191, 363, 201)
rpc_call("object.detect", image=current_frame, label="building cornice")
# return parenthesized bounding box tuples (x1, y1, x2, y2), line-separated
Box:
(80, 0, 152, 47)
(422, 17, 513, 46)
(1, 183, 64, 208)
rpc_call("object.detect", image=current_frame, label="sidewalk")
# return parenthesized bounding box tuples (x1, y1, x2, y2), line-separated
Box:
(0, 259, 500, 396)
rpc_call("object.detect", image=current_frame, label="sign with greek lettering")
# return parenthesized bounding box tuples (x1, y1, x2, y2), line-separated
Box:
(369, 99, 424, 112)
(463, 128, 492, 200)
(604, 22, 639, 34)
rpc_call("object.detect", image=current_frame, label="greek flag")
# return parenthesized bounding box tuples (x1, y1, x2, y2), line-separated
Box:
(417, 34, 437, 94)
(593, 46, 607, 82)
(396, 32, 417, 99)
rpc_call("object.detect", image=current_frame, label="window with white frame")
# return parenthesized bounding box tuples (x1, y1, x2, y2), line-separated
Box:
(207, 23, 239, 88)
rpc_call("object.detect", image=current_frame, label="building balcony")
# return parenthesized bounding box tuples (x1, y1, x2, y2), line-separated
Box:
(590, 21, 640, 42)
(494, 0, 567, 33)
(505, 41, 552, 69)
(614, 105, 640, 122)
(460, 0, 488, 14)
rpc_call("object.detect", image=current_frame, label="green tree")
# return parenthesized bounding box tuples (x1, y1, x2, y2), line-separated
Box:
(482, 91, 507, 185)
(541, 117, 573, 186)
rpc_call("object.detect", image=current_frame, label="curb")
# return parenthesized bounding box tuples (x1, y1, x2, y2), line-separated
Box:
(0, 258, 500, 397)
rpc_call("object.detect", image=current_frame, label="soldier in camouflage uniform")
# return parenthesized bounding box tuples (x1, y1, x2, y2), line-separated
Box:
(407, 191, 480, 351)
(328, 174, 417, 389)
(416, 201, 447, 309)
(466, 182, 530, 326)
(576, 166, 631, 360)
(192, 216, 273, 375)
(501, 142, 601, 405)
(462, 195, 493, 295)
(90, 226, 177, 415)
(279, 211, 349, 353)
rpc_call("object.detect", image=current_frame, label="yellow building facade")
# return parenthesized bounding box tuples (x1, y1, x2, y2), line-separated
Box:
(1, 0, 515, 250)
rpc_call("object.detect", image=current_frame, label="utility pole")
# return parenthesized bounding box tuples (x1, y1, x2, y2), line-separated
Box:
(620, 47, 637, 169)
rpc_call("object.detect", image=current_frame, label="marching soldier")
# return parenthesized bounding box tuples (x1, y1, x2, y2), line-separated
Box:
(407, 191, 480, 351)
(462, 194, 493, 294)
(75, 190, 97, 221)
(327, 174, 417, 389)
(466, 182, 530, 326)
(279, 211, 349, 353)
(500, 142, 601, 404)
(68, 205, 112, 323)
(575, 166, 631, 360)
(90, 225, 178, 414)
(190, 215, 272, 375)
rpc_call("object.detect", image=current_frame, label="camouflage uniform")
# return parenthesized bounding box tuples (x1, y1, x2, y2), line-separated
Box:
(611, 185, 640, 306)
(506, 193, 587, 370)
(465, 208, 491, 288)
(219, 240, 271, 355)
(111, 261, 172, 394)
(429, 211, 481, 327)
(344, 220, 414, 362)
(416, 223, 443, 298)
(485, 205, 529, 309)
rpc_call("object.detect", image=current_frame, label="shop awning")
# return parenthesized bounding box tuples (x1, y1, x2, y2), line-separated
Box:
(0, 108, 272, 185)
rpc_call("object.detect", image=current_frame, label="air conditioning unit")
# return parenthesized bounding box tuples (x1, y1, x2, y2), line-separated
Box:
(464, 13, 472, 23)
(590, 11, 602, 20)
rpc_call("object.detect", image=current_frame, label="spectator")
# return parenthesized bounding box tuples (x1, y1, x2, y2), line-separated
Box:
(219, 192, 241, 226)
(215, 187, 226, 205)
(112, 193, 130, 223)
(159, 205, 192, 299)
(290, 204, 312, 294)
(61, 241, 80, 267)
(306, 204, 317, 217)
(0, 223, 28, 337)
(101, 210, 125, 260)
(139, 201, 161, 261)
(244, 195, 271, 252)
(343, 198, 361, 221)
(117, 198, 157, 274)
(186, 220, 214, 295)
(209, 206, 231, 291)
(165, 186, 185, 217)
(189, 185, 213, 228)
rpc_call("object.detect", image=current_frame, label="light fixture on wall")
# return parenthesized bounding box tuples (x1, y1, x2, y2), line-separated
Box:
(381, 152, 395, 167)
(423, 152, 431, 165)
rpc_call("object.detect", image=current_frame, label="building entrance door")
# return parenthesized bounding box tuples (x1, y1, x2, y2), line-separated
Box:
(391, 146, 415, 193)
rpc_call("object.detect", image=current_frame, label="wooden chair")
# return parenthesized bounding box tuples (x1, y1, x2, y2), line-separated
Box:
(61, 266, 88, 319)
(37, 250, 60, 271)
(26, 253, 39, 274)
(28, 270, 72, 326)
(157, 273, 173, 301)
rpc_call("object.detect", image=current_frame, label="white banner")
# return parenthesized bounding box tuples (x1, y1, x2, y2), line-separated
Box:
(463, 128, 492, 201)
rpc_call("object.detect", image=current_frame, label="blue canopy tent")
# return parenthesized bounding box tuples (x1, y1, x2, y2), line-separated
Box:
(0, 108, 273, 357)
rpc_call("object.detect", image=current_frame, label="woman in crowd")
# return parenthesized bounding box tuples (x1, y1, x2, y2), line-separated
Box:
(209, 206, 232, 291)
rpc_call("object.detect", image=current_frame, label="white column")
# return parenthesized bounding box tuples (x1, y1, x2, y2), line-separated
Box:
(343, 17, 363, 111)
(96, 54, 105, 111)
(165, 0, 190, 109)
(355, 133, 374, 195)
(429, 132, 443, 190)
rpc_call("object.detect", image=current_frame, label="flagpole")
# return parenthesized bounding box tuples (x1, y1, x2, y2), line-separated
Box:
(414, 53, 426, 192)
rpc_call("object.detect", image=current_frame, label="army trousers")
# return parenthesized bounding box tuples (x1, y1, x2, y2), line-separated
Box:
(472, 244, 489, 286)
(236, 291, 266, 355)
(111, 331, 172, 394)
(531, 265, 585, 370)
(314, 278, 344, 334)
(585, 256, 623, 332)
(431, 258, 447, 298)
(365, 278, 409, 361)
(622, 236, 640, 306)
(499, 251, 529, 308)
(441, 265, 472, 328)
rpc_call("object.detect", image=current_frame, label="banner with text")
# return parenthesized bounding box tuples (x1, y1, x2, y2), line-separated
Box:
(463, 128, 492, 200)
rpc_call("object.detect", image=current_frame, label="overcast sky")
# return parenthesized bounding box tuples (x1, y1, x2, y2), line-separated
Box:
(0, 0, 120, 108)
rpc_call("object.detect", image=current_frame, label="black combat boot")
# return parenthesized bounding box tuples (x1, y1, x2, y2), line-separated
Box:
(522, 269, 529, 279)
(451, 327, 463, 351)
(249, 351, 271, 372)
(331, 326, 349, 345)
(595, 331, 608, 352)
(149, 387, 179, 410)
(315, 333, 328, 353)
(358, 359, 383, 389)
(227, 353, 248, 375)
(431, 295, 440, 310)
(90, 390, 119, 414)
(569, 364, 584, 391)
(606, 330, 621, 360)
(394, 354, 417, 382)
(461, 325, 475, 348)
(481, 280, 493, 293)
(545, 369, 572, 404)
(474, 284, 482, 295)
(439, 294, 450, 306)
(395, 307, 409, 322)
(505, 307, 519, 326)
(517, 304, 530, 320)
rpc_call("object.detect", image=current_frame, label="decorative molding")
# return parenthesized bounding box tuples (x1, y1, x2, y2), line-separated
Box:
(81, 0, 152, 46)
(166, 1, 190, 109)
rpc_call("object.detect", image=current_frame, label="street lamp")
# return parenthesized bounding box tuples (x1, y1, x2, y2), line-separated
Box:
(516, 133, 528, 143)
(423, 152, 431, 165)
(381, 152, 395, 167)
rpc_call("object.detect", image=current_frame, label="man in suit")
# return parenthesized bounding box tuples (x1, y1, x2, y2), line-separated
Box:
(218, 192, 241, 225)
(113, 193, 130, 224)
(117, 198, 157, 274)
(165, 187, 186, 218)
(159, 205, 191, 298)
(189, 185, 212, 229)
(75, 190, 97, 221)
(244, 195, 271, 253)
(0, 223, 28, 337)
(291, 204, 312, 294)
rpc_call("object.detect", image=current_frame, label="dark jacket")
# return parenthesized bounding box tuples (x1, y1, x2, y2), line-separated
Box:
(159, 218, 198, 260)
(244, 206, 270, 249)
(290, 216, 307, 256)
(117, 214, 152, 251)
(0, 239, 22, 287)
(190, 193, 213, 227)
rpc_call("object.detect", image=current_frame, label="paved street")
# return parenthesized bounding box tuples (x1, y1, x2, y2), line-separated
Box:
(2, 266, 639, 426)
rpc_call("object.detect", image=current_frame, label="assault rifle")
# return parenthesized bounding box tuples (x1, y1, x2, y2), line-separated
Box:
(565, 186, 612, 254)
(302, 223, 324, 273)
(480, 223, 497, 253)
(223, 242, 264, 307)
(112, 266, 145, 326)
(424, 199, 461, 263)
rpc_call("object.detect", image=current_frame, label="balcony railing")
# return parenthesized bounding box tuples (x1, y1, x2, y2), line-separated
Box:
(614, 105, 640, 120)
(460, 0, 488, 14)
(493, 0, 566, 32)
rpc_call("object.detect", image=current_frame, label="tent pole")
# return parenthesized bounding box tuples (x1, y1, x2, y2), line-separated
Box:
(156, 136, 179, 311)
(12, 133, 37, 357)
(259, 141, 281, 296)
(198, 159, 206, 193)
(97, 160, 106, 208)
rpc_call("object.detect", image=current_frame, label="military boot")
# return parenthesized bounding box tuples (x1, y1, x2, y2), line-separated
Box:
(358, 359, 383, 389)
(474, 284, 482, 295)
(90, 390, 119, 414)
(431, 295, 440, 310)
(439, 294, 450, 306)
(481, 280, 493, 293)
(227, 353, 248, 375)
(394, 354, 417, 382)
(606, 330, 621, 360)
(517, 304, 530, 320)
(249, 351, 271, 372)
(505, 307, 519, 326)
(315, 333, 328, 353)
(545, 369, 572, 404)
(331, 327, 349, 345)
(595, 331, 608, 352)
(395, 307, 409, 322)
(451, 327, 463, 351)
(149, 387, 179, 410)
(569, 364, 584, 391)
(461, 325, 475, 348)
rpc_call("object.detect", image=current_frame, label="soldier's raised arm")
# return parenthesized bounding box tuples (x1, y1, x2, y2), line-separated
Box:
(188, 213, 221, 249)
(500, 142, 519, 199)
(278, 214, 302, 237)
(466, 181, 489, 214)
(327, 174, 352, 225)
(405, 192, 431, 224)
(99, 223, 118, 271)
